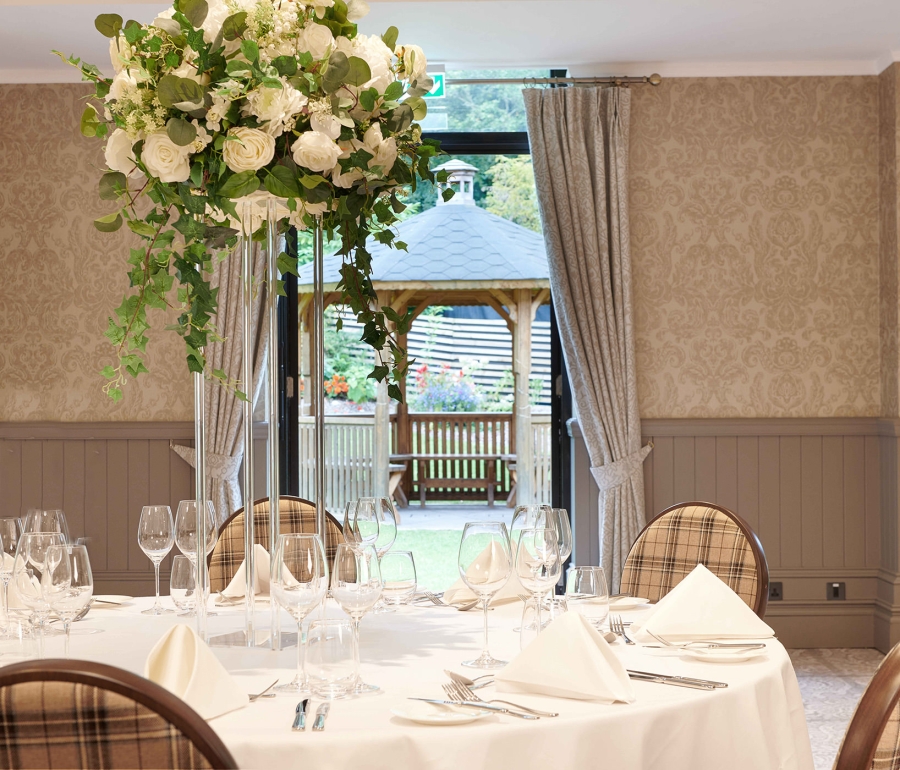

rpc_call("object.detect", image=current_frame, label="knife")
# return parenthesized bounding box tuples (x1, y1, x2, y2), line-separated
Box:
(312, 702, 330, 731)
(627, 670, 728, 689)
(408, 697, 539, 720)
(292, 699, 309, 731)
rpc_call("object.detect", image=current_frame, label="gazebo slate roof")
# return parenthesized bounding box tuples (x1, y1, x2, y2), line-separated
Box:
(297, 203, 549, 292)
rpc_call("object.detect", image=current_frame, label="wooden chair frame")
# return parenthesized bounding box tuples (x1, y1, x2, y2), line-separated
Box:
(835, 642, 900, 770)
(626, 500, 770, 618)
(0, 659, 237, 769)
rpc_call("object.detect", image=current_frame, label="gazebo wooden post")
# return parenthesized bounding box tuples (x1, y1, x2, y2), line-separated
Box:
(514, 288, 534, 504)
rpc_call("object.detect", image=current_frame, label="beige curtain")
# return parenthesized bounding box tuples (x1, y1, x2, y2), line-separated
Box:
(524, 86, 651, 589)
(172, 240, 269, 525)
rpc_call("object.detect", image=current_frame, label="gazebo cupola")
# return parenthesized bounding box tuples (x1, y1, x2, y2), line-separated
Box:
(435, 159, 478, 205)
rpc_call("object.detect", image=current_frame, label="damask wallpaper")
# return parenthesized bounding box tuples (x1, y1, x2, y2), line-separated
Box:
(881, 64, 900, 417)
(0, 84, 193, 422)
(630, 77, 881, 418)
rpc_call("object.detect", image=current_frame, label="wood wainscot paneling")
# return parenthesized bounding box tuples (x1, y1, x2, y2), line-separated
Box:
(0, 422, 195, 595)
(570, 417, 896, 650)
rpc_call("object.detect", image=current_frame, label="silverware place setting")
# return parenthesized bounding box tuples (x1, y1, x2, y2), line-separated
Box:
(443, 681, 559, 717)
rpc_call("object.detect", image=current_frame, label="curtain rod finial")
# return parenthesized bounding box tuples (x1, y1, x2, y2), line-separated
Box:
(648, 73, 662, 86)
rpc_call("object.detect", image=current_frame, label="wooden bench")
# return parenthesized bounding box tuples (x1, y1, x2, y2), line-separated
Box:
(391, 453, 503, 507)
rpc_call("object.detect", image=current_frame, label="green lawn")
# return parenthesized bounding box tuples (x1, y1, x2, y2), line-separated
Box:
(393, 530, 462, 592)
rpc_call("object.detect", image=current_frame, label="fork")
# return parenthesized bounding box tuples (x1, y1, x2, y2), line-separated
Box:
(646, 631, 766, 650)
(444, 681, 559, 717)
(610, 615, 635, 645)
(248, 679, 279, 701)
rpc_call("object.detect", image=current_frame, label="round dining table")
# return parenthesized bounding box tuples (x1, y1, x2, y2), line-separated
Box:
(7, 596, 815, 770)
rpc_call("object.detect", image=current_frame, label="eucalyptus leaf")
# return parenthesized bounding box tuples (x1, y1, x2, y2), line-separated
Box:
(94, 13, 123, 37)
(157, 75, 204, 108)
(79, 104, 99, 137)
(218, 170, 260, 198)
(153, 17, 182, 37)
(240, 39, 259, 62)
(221, 11, 247, 40)
(166, 117, 197, 146)
(385, 103, 413, 133)
(99, 171, 127, 201)
(322, 51, 350, 93)
(382, 26, 398, 51)
(94, 212, 123, 232)
(384, 80, 403, 101)
(177, 0, 208, 27)
(405, 96, 427, 120)
(272, 55, 297, 76)
(345, 56, 371, 87)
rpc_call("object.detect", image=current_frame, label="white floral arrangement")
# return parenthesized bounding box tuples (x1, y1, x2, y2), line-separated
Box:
(58, 0, 449, 401)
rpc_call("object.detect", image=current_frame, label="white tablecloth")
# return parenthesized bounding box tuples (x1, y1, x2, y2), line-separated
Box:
(15, 597, 814, 770)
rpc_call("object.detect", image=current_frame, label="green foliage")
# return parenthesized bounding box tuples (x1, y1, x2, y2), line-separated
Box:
(483, 156, 541, 232)
(323, 308, 377, 403)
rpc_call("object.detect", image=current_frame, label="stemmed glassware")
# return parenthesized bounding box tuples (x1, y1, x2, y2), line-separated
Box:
(23, 509, 70, 543)
(457, 521, 512, 669)
(332, 543, 383, 695)
(170, 555, 197, 616)
(43, 544, 93, 656)
(343, 498, 381, 550)
(565, 566, 610, 629)
(372, 498, 398, 613)
(0, 518, 22, 634)
(138, 505, 175, 615)
(547, 508, 573, 617)
(271, 534, 328, 696)
(515, 527, 562, 636)
(509, 504, 552, 554)
(14, 531, 65, 658)
(175, 500, 217, 611)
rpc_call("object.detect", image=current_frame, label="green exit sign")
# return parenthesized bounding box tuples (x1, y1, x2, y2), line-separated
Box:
(423, 72, 445, 99)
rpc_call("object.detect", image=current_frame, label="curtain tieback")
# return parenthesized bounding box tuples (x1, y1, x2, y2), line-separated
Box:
(170, 444, 242, 481)
(590, 444, 653, 492)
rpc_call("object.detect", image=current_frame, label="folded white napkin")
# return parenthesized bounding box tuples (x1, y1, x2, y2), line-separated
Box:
(630, 563, 775, 642)
(222, 544, 272, 598)
(443, 540, 523, 606)
(144, 625, 248, 720)
(5, 554, 26, 610)
(496, 612, 635, 702)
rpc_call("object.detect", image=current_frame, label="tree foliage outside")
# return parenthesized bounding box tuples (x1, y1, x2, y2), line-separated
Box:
(483, 156, 540, 232)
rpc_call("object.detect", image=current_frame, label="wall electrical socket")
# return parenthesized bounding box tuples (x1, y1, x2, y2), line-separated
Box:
(768, 582, 783, 601)
(827, 582, 846, 600)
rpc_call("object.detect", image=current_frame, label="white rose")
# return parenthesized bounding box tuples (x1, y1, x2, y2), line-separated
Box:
(109, 37, 130, 73)
(105, 129, 143, 178)
(363, 122, 383, 152)
(310, 112, 342, 140)
(106, 69, 137, 102)
(172, 59, 209, 86)
(397, 44, 428, 82)
(298, 22, 335, 60)
(288, 200, 329, 230)
(370, 137, 397, 174)
(141, 131, 191, 183)
(245, 81, 307, 137)
(308, 0, 335, 18)
(292, 131, 341, 173)
(355, 35, 394, 92)
(200, 0, 231, 44)
(222, 127, 276, 173)
(331, 165, 364, 188)
(346, 0, 370, 22)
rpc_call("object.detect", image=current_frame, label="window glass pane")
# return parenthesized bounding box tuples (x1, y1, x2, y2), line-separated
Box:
(419, 68, 548, 132)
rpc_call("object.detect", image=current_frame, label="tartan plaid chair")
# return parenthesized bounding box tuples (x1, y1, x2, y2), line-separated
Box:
(834, 642, 900, 770)
(0, 659, 236, 769)
(208, 496, 344, 592)
(620, 501, 769, 618)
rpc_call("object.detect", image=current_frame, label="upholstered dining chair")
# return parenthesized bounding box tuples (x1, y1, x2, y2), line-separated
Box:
(834, 642, 900, 770)
(208, 495, 344, 592)
(0, 659, 237, 769)
(619, 501, 769, 618)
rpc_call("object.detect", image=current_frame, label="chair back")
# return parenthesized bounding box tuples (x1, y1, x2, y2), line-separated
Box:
(834, 642, 900, 770)
(208, 496, 344, 592)
(0, 659, 236, 769)
(619, 501, 769, 617)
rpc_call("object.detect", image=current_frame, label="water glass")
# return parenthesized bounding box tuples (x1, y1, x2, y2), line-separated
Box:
(170, 555, 197, 615)
(458, 521, 512, 669)
(332, 544, 382, 694)
(138, 505, 175, 615)
(14, 532, 65, 658)
(343, 499, 381, 549)
(509, 504, 552, 553)
(566, 566, 610, 628)
(271, 534, 328, 695)
(43, 544, 93, 656)
(23, 509, 70, 543)
(305, 619, 356, 699)
(515, 528, 562, 637)
(0, 518, 22, 635)
(174, 500, 218, 562)
(380, 551, 417, 605)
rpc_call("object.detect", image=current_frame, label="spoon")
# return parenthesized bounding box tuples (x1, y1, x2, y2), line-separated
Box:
(444, 669, 494, 690)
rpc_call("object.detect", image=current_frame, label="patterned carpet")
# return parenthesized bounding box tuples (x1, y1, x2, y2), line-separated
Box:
(788, 648, 885, 770)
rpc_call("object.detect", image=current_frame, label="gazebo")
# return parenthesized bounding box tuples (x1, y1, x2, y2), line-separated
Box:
(297, 159, 550, 505)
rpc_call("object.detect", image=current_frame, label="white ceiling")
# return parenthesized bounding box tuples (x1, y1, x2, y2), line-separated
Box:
(2, 0, 899, 83)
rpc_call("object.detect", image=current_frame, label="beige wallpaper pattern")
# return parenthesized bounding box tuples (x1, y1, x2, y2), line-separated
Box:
(881, 64, 900, 417)
(630, 77, 880, 418)
(0, 85, 192, 421)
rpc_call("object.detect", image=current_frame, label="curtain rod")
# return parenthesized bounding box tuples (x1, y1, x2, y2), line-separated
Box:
(444, 74, 662, 87)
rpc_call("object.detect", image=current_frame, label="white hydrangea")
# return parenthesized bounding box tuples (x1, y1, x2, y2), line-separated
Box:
(245, 80, 307, 137)
(335, 34, 395, 94)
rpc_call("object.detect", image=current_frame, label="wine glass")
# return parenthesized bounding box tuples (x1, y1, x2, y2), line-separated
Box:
(342, 499, 380, 549)
(332, 543, 383, 694)
(0, 518, 22, 635)
(565, 566, 610, 628)
(380, 551, 417, 606)
(515, 528, 562, 636)
(458, 521, 512, 669)
(43, 544, 93, 657)
(548, 508, 573, 616)
(138, 506, 174, 615)
(170, 555, 197, 616)
(372, 498, 398, 613)
(271, 534, 328, 695)
(175, 500, 217, 605)
(23, 509, 70, 543)
(14, 532, 65, 658)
